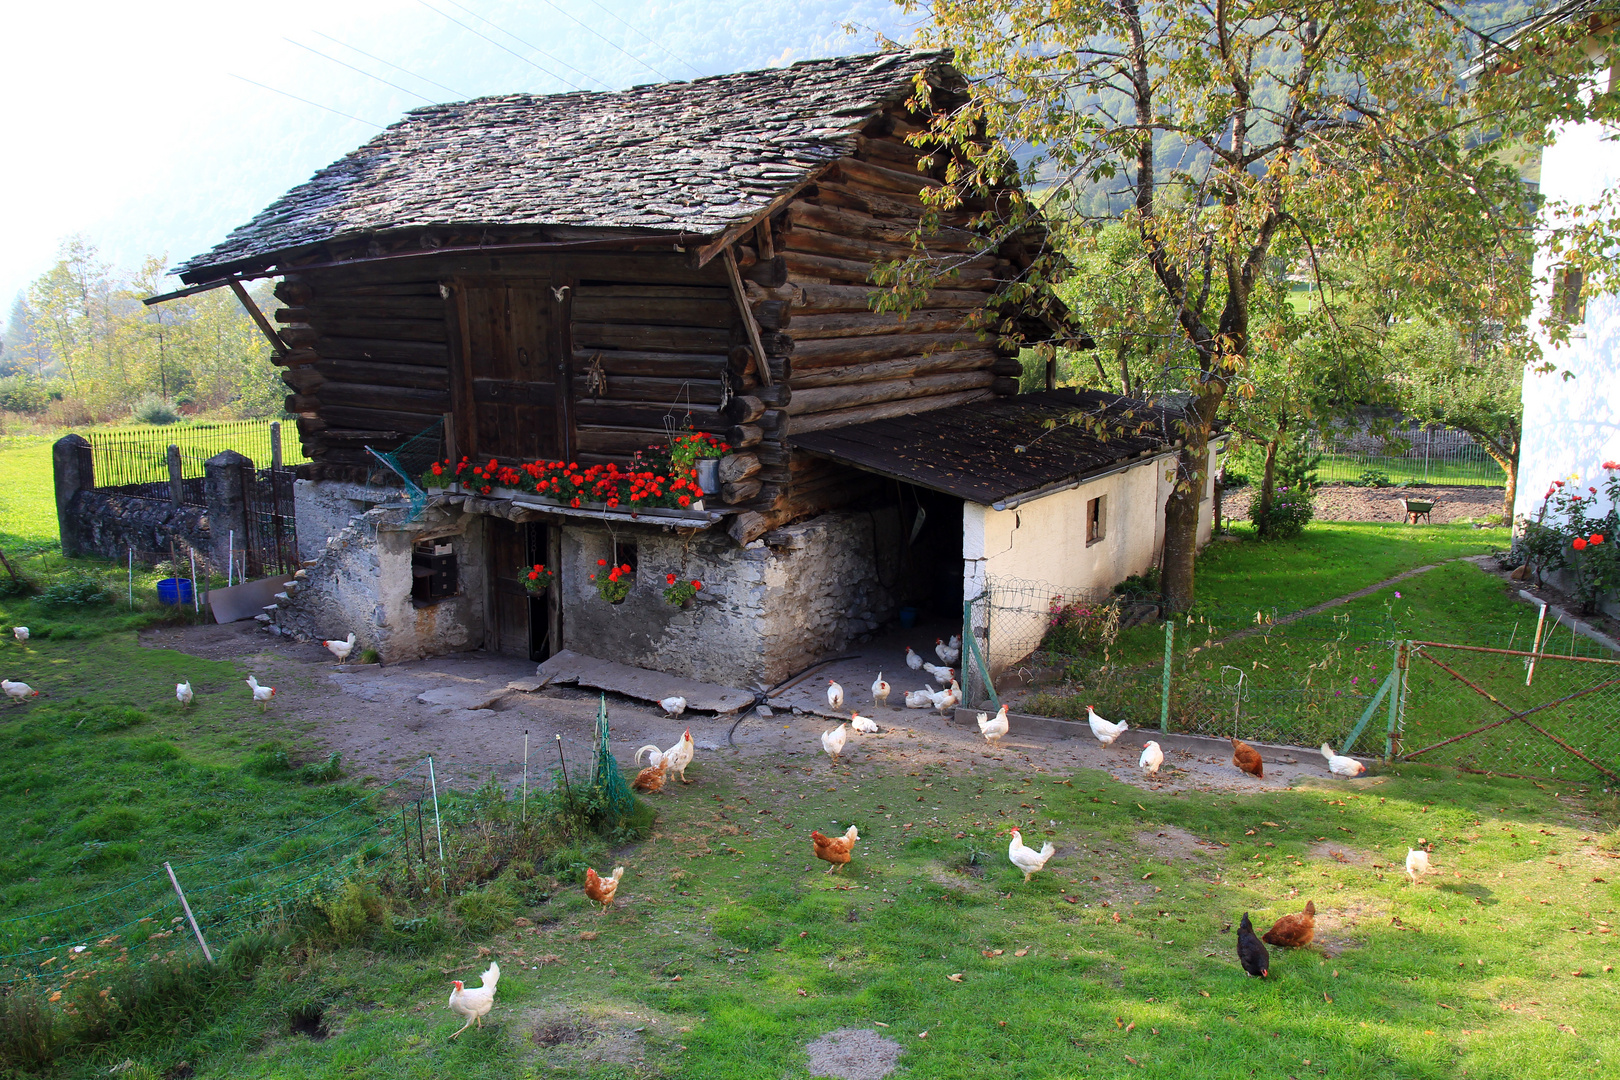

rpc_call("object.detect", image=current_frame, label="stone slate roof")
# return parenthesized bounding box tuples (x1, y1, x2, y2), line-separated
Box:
(177, 50, 951, 281)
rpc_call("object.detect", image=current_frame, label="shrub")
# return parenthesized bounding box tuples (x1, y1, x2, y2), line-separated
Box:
(316, 879, 386, 943)
(1251, 484, 1316, 539)
(0, 373, 49, 413)
(297, 752, 344, 783)
(130, 395, 180, 425)
(0, 988, 65, 1070)
(1112, 568, 1160, 598)
(1356, 469, 1393, 488)
(35, 570, 111, 607)
(451, 882, 521, 936)
(1041, 597, 1123, 655)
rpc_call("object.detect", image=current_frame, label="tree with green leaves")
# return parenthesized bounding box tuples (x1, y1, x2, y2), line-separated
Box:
(895, 0, 1610, 610)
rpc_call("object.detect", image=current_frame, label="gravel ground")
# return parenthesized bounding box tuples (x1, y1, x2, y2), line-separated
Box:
(1222, 482, 1507, 524)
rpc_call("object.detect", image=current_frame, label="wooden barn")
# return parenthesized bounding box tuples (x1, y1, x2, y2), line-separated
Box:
(164, 50, 1216, 685)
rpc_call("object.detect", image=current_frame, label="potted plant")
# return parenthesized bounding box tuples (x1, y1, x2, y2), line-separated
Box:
(591, 559, 634, 604)
(662, 573, 703, 607)
(669, 431, 729, 496)
(522, 564, 554, 593)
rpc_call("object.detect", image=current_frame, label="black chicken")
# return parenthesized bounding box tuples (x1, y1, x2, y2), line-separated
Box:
(1237, 912, 1270, 978)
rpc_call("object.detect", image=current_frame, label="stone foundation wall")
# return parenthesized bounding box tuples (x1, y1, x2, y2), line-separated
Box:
(293, 478, 406, 563)
(559, 508, 902, 685)
(265, 486, 487, 662)
(63, 489, 210, 563)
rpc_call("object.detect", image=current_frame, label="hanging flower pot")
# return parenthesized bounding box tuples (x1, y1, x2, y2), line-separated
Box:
(522, 564, 554, 594)
(591, 560, 634, 604)
(696, 457, 721, 496)
(662, 573, 703, 607)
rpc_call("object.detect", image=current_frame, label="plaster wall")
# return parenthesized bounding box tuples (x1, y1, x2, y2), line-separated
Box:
(1517, 114, 1620, 522)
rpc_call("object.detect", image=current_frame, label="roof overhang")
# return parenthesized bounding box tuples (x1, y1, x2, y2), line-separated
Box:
(792, 389, 1212, 509)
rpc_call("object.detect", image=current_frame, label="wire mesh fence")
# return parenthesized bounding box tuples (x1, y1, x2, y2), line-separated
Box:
(1399, 643, 1620, 786)
(86, 420, 308, 493)
(1309, 419, 1505, 487)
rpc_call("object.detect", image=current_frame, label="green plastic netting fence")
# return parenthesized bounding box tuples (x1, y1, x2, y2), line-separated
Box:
(366, 418, 444, 518)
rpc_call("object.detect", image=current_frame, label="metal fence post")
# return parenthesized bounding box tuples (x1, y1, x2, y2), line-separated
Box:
(1386, 640, 1408, 760)
(1160, 619, 1174, 732)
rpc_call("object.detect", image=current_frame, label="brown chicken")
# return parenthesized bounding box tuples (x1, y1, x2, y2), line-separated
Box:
(631, 759, 669, 793)
(1231, 738, 1264, 778)
(1262, 900, 1315, 948)
(810, 825, 859, 873)
(584, 866, 624, 912)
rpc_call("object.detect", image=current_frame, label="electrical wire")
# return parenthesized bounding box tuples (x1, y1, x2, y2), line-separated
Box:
(415, 0, 587, 92)
(229, 73, 386, 127)
(533, 0, 672, 82)
(439, 0, 609, 90)
(311, 29, 468, 99)
(575, 0, 704, 78)
(285, 37, 438, 105)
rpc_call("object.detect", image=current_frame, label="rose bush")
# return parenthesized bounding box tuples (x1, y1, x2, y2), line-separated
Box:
(1520, 464, 1620, 611)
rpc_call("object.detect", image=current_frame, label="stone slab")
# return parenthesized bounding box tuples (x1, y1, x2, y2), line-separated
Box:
(535, 648, 756, 714)
(948, 707, 1374, 776)
(505, 677, 547, 692)
(417, 685, 512, 711)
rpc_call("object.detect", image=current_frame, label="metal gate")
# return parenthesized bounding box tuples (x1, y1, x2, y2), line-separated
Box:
(242, 466, 300, 578)
(1400, 640, 1620, 785)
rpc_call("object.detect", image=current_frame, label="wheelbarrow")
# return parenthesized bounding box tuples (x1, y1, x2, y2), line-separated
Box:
(1402, 497, 1437, 524)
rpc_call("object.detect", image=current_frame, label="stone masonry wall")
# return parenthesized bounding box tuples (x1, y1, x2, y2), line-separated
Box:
(64, 489, 210, 563)
(560, 508, 902, 686)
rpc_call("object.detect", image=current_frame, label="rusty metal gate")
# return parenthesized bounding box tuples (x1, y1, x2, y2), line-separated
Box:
(1400, 640, 1620, 786)
(242, 465, 299, 578)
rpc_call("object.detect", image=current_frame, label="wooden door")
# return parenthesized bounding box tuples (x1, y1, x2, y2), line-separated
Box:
(452, 278, 570, 462)
(487, 519, 556, 660)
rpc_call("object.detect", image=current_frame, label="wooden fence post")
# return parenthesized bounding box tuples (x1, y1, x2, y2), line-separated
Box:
(167, 445, 184, 509)
(270, 422, 283, 470)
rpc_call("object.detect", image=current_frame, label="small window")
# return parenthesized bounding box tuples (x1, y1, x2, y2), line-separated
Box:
(1554, 265, 1587, 325)
(412, 541, 457, 602)
(1086, 496, 1106, 546)
(613, 540, 637, 574)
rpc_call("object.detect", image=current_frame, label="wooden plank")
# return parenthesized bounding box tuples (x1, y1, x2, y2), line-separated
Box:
(574, 426, 672, 456)
(789, 348, 997, 389)
(571, 375, 725, 405)
(285, 314, 449, 343)
(691, 164, 832, 267)
(724, 247, 774, 388)
(786, 201, 975, 249)
(314, 336, 451, 363)
(573, 322, 733, 353)
(855, 132, 933, 168)
(791, 332, 991, 371)
(313, 358, 451, 389)
(834, 157, 944, 194)
(781, 225, 997, 269)
(573, 284, 731, 300)
(278, 296, 448, 320)
(571, 348, 740, 379)
(788, 308, 981, 340)
(321, 405, 451, 433)
(318, 382, 451, 412)
(786, 389, 994, 435)
(786, 370, 995, 417)
(573, 401, 730, 433)
(793, 282, 988, 313)
(229, 280, 288, 356)
(571, 295, 736, 328)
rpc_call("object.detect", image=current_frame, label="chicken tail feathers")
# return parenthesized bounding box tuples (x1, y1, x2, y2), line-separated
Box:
(1321, 743, 1335, 759)
(482, 961, 500, 989)
(1038, 842, 1055, 860)
(634, 744, 661, 766)
(609, 866, 625, 885)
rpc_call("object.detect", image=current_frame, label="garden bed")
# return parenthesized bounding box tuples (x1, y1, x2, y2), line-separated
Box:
(1222, 482, 1505, 524)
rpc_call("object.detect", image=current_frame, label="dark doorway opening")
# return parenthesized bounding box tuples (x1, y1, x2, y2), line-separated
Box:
(487, 518, 557, 661)
(884, 482, 964, 620)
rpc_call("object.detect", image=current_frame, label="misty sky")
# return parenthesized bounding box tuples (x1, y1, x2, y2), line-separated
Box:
(0, 0, 918, 303)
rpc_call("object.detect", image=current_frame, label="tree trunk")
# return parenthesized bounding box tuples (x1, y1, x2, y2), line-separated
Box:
(1116, 339, 1133, 398)
(1161, 391, 1221, 612)
(1256, 438, 1280, 536)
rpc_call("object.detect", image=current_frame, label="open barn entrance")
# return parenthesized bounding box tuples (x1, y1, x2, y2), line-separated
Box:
(487, 518, 559, 661)
(885, 481, 965, 626)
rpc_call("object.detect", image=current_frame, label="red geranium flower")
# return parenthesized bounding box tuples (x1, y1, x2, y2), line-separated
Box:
(1574, 537, 1589, 550)
(1592, 534, 1605, 545)
(692, 580, 702, 590)
(597, 559, 608, 566)
(666, 572, 677, 585)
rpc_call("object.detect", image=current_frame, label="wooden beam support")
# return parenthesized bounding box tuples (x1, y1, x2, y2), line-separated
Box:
(724, 247, 774, 388)
(229, 280, 289, 357)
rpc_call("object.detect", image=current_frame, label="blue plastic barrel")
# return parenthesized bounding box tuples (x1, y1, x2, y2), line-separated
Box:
(156, 578, 195, 606)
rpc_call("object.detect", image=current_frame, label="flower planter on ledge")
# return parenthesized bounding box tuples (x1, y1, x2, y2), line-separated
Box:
(426, 487, 724, 526)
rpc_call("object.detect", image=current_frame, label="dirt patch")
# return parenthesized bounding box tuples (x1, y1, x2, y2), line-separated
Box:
(531, 1018, 592, 1047)
(1135, 826, 1220, 861)
(1223, 482, 1506, 525)
(805, 1027, 905, 1080)
(1309, 897, 1384, 954)
(524, 1006, 650, 1069)
(1309, 841, 1372, 865)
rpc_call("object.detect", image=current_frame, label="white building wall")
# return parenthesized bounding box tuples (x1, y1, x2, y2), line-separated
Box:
(1517, 112, 1620, 522)
(963, 445, 1217, 671)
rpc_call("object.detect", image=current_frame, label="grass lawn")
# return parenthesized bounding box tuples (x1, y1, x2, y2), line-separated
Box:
(0, 434, 57, 548)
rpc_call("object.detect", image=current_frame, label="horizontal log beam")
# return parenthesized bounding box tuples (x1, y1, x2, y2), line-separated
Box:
(791, 282, 989, 313)
(785, 369, 995, 417)
(571, 348, 741, 379)
(571, 295, 736, 328)
(574, 426, 676, 456)
(313, 358, 451, 390)
(788, 307, 981, 340)
(780, 224, 994, 269)
(572, 375, 724, 405)
(573, 322, 734, 353)
(321, 404, 451, 433)
(573, 402, 729, 434)
(785, 201, 976, 250)
(314, 336, 450, 364)
(791, 332, 990, 371)
(786, 388, 995, 436)
(789, 347, 997, 389)
(320, 382, 451, 413)
(833, 156, 943, 195)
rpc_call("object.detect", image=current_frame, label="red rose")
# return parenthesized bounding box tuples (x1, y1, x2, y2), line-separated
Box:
(1574, 537, 1588, 550)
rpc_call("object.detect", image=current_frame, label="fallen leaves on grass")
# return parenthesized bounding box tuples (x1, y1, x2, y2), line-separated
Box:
(947, 973, 963, 982)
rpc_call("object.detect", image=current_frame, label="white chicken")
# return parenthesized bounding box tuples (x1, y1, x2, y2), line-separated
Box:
(871, 672, 890, 708)
(1321, 743, 1367, 777)
(3, 678, 38, 703)
(903, 688, 933, 709)
(176, 681, 193, 707)
(977, 704, 1009, 745)
(1007, 828, 1056, 883)
(928, 686, 954, 714)
(245, 675, 275, 709)
(1086, 704, 1128, 746)
(322, 632, 356, 662)
(659, 695, 687, 718)
(446, 960, 500, 1038)
(821, 722, 848, 761)
(1405, 847, 1430, 884)
(12, 626, 28, 642)
(635, 729, 695, 784)
(905, 647, 924, 671)
(935, 637, 960, 665)
(827, 679, 844, 710)
(922, 661, 954, 685)
(850, 712, 879, 734)
(1139, 740, 1164, 775)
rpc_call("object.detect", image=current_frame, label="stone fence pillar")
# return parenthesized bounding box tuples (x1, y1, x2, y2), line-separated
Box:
(53, 434, 94, 557)
(205, 449, 254, 578)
